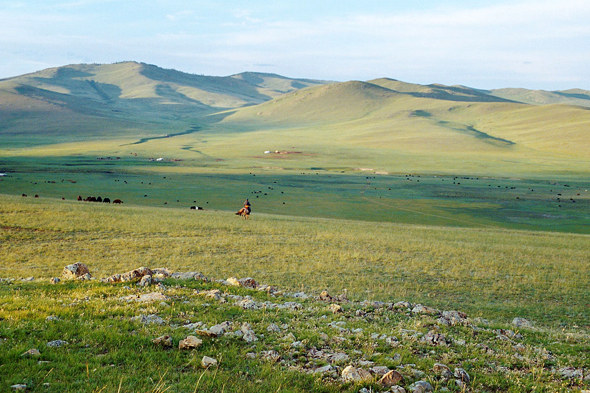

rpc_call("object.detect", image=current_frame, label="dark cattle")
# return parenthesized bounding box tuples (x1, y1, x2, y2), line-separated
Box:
(34, 195, 39, 198)
(21, 194, 27, 197)
(77, 195, 82, 201)
(112, 199, 123, 204)
(62, 197, 65, 200)
(88, 196, 97, 202)
(103, 198, 110, 203)
(96, 196, 103, 202)
(190, 206, 203, 210)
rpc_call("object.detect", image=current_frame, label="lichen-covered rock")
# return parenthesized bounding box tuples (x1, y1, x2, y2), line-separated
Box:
(62, 262, 90, 280)
(46, 340, 68, 347)
(329, 304, 343, 313)
(226, 277, 241, 286)
(50, 277, 60, 284)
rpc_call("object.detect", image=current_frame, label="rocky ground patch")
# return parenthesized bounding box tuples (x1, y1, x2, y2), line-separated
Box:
(1, 265, 589, 392)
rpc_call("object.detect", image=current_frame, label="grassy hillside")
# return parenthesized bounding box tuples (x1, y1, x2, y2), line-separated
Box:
(491, 88, 590, 108)
(2, 194, 588, 328)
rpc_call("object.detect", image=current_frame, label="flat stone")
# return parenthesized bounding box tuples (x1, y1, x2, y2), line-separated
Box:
(201, 356, 218, 368)
(11, 385, 27, 391)
(226, 277, 241, 286)
(121, 292, 169, 303)
(179, 336, 202, 350)
(329, 304, 343, 313)
(341, 365, 372, 383)
(408, 380, 433, 393)
(314, 365, 333, 373)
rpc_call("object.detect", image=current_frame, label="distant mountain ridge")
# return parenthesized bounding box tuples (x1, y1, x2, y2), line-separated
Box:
(1, 61, 589, 152)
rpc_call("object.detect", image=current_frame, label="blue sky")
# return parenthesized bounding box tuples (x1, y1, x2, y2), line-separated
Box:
(0, 0, 588, 90)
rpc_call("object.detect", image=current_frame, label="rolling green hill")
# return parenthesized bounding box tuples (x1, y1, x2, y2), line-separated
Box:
(0, 62, 329, 146)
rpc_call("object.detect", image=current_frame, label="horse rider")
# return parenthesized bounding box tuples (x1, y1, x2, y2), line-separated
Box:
(244, 199, 251, 214)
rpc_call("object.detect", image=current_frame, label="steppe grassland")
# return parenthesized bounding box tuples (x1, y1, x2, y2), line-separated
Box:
(2, 195, 588, 328)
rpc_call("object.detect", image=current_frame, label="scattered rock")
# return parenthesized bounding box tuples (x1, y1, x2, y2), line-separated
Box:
(103, 267, 153, 283)
(313, 365, 333, 374)
(238, 277, 258, 288)
(421, 331, 447, 346)
(62, 262, 91, 280)
(261, 350, 280, 362)
(559, 367, 583, 379)
(433, 363, 453, 378)
(319, 290, 335, 301)
(10, 385, 27, 391)
(152, 335, 173, 348)
(370, 366, 390, 376)
(46, 340, 68, 348)
(226, 277, 241, 286)
(50, 277, 60, 284)
(21, 348, 40, 357)
(328, 352, 349, 364)
(454, 368, 470, 383)
(408, 380, 433, 393)
(411, 304, 440, 316)
(267, 323, 281, 333)
(131, 314, 165, 325)
(45, 315, 59, 321)
(179, 336, 202, 350)
(328, 304, 343, 314)
(379, 370, 404, 387)
(138, 275, 152, 287)
(390, 386, 407, 393)
(170, 271, 208, 281)
(512, 317, 533, 329)
(201, 356, 218, 368)
(341, 365, 373, 383)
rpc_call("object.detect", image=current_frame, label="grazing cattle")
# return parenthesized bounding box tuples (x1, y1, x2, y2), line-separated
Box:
(103, 198, 110, 203)
(190, 206, 203, 210)
(87, 196, 97, 202)
(62, 197, 65, 200)
(112, 199, 123, 204)
(96, 196, 103, 202)
(34, 195, 39, 198)
(21, 194, 27, 197)
(77, 195, 82, 201)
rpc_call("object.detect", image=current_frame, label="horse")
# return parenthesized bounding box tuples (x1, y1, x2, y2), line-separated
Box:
(235, 207, 250, 219)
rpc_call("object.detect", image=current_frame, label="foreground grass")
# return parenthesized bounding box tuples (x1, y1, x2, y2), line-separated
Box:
(1, 277, 588, 392)
(1, 194, 589, 329)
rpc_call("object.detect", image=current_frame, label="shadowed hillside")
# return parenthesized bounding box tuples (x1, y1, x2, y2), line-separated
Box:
(0, 62, 330, 146)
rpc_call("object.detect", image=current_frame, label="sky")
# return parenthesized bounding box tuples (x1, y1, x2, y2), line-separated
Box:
(0, 0, 589, 90)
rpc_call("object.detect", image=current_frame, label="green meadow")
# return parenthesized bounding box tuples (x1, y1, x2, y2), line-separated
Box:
(1, 62, 590, 391)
